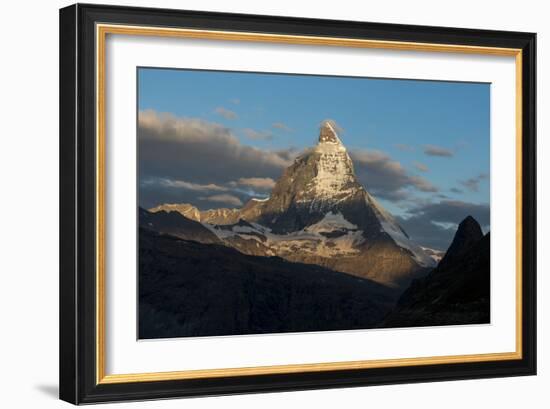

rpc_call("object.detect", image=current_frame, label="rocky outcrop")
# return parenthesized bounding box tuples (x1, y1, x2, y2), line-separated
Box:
(438, 215, 483, 269)
(382, 216, 490, 327)
(139, 207, 221, 244)
(149, 203, 240, 225)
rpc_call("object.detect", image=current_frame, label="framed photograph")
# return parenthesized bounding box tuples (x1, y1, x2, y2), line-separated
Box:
(59, 3, 536, 404)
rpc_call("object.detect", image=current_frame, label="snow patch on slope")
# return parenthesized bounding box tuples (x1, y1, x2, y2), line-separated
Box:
(305, 211, 358, 233)
(365, 193, 408, 237)
(380, 221, 436, 267)
(363, 192, 434, 267)
(206, 212, 364, 258)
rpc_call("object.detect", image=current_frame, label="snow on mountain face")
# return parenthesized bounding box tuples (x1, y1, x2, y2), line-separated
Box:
(205, 211, 365, 258)
(379, 220, 435, 267)
(361, 191, 434, 267)
(304, 211, 358, 234)
(366, 191, 408, 237)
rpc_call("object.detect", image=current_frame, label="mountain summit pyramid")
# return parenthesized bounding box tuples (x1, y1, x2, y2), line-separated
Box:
(318, 120, 342, 143)
(438, 215, 483, 269)
(149, 120, 435, 288)
(240, 120, 411, 236)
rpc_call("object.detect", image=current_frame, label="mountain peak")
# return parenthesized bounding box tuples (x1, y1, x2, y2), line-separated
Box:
(439, 215, 483, 267)
(456, 215, 483, 240)
(147, 119, 435, 286)
(319, 120, 343, 145)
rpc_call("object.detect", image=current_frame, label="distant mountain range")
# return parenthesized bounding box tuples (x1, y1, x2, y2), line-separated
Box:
(139, 121, 490, 338)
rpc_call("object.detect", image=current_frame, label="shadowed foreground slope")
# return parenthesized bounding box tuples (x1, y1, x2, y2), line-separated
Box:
(382, 216, 490, 328)
(139, 228, 396, 339)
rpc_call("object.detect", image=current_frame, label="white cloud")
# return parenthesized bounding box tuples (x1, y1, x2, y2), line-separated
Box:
(236, 177, 276, 190)
(350, 149, 438, 200)
(214, 106, 238, 120)
(460, 173, 488, 192)
(138, 110, 295, 171)
(145, 178, 228, 192)
(272, 122, 292, 132)
(138, 110, 298, 207)
(423, 144, 454, 157)
(200, 194, 243, 207)
(243, 128, 273, 141)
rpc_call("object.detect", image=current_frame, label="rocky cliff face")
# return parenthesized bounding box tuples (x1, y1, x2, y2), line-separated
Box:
(438, 215, 483, 269)
(149, 121, 435, 288)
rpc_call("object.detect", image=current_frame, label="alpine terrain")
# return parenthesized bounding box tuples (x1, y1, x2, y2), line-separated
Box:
(382, 216, 490, 327)
(150, 121, 435, 288)
(139, 121, 491, 338)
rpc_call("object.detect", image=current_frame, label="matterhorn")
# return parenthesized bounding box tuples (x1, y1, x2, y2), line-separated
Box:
(149, 120, 435, 288)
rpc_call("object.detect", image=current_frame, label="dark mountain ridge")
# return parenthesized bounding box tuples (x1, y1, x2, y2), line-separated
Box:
(438, 215, 483, 269)
(139, 227, 397, 339)
(138, 206, 490, 337)
(382, 216, 490, 328)
(139, 207, 220, 244)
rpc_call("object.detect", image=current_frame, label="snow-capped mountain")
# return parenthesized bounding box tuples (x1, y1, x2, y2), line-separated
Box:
(150, 121, 435, 288)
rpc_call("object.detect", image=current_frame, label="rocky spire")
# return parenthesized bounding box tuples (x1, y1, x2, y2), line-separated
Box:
(318, 120, 342, 145)
(439, 215, 483, 268)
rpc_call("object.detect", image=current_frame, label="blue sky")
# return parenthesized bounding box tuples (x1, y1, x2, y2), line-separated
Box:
(138, 67, 490, 250)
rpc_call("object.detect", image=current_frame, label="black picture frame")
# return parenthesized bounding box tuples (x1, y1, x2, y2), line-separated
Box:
(60, 3, 536, 405)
